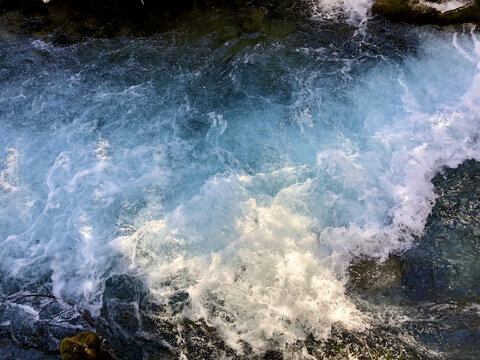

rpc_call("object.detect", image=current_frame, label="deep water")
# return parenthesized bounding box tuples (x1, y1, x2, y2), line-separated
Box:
(1, 2, 480, 359)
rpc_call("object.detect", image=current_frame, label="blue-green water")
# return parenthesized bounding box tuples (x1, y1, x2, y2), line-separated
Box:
(1, 4, 480, 358)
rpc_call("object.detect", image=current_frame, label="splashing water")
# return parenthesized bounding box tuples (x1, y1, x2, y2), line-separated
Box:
(0, 8, 480, 355)
(307, 0, 373, 25)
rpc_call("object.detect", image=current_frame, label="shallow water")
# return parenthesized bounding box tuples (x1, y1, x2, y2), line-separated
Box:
(1, 2, 480, 358)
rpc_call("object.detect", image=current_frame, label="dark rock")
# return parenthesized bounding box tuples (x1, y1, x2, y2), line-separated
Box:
(372, 0, 480, 25)
(177, 318, 239, 360)
(303, 323, 426, 359)
(101, 300, 140, 334)
(262, 350, 283, 359)
(347, 160, 480, 305)
(168, 291, 189, 315)
(103, 274, 146, 303)
(349, 256, 405, 291)
(346, 159, 480, 359)
(98, 274, 174, 359)
(402, 159, 480, 302)
(0, 338, 58, 360)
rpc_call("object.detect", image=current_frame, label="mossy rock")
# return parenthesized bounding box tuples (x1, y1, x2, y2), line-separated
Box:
(372, 0, 480, 25)
(60, 332, 111, 360)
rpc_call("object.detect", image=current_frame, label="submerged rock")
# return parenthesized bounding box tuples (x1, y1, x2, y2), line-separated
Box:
(0, 338, 58, 360)
(402, 159, 480, 302)
(372, 0, 480, 25)
(304, 322, 427, 359)
(349, 256, 404, 292)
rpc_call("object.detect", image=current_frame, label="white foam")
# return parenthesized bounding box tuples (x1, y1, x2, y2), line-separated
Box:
(419, 0, 472, 13)
(112, 31, 480, 352)
(307, 0, 373, 26)
(1, 27, 479, 355)
(114, 190, 367, 351)
(0, 148, 19, 192)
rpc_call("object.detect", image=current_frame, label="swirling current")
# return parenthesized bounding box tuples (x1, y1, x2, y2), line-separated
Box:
(1, 1, 480, 358)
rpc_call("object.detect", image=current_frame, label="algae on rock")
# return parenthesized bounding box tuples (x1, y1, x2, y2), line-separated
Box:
(60, 332, 112, 360)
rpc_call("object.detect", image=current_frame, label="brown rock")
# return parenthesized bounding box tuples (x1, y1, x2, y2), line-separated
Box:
(60, 331, 111, 360)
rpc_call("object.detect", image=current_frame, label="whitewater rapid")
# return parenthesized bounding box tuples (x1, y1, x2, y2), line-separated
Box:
(0, 8, 479, 354)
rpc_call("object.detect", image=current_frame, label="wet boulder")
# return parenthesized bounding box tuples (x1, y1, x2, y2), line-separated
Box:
(402, 159, 480, 302)
(60, 331, 112, 360)
(103, 274, 147, 304)
(372, 0, 480, 25)
(348, 256, 404, 292)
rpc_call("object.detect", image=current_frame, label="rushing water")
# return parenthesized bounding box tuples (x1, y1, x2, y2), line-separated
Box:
(1, 1, 480, 358)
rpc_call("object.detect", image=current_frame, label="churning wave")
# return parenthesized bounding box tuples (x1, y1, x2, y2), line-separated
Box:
(0, 1, 479, 356)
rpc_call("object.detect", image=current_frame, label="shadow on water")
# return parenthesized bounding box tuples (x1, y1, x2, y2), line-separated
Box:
(0, 0, 304, 43)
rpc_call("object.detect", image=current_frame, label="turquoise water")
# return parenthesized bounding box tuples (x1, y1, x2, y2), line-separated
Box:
(1, 5, 480, 357)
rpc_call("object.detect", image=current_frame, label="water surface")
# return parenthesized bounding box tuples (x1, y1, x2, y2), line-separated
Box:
(1, 2, 480, 358)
